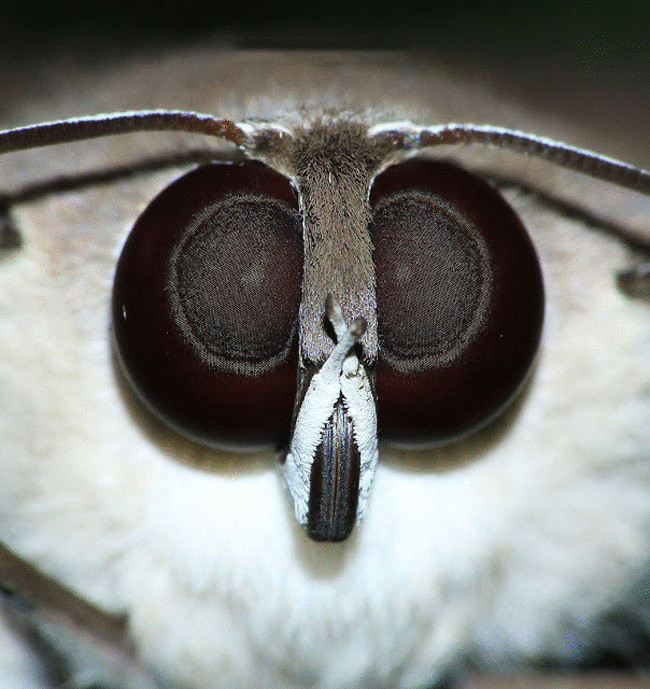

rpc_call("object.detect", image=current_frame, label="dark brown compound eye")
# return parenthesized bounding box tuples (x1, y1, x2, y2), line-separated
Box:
(112, 161, 303, 449)
(371, 159, 544, 446)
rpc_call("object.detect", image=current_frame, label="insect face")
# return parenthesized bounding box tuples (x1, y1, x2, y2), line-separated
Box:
(1, 107, 646, 542)
(0, 52, 648, 689)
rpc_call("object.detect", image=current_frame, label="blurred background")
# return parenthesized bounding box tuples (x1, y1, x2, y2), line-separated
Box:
(2, 0, 649, 62)
(2, 0, 648, 82)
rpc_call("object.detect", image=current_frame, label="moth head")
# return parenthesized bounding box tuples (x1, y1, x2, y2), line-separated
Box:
(109, 117, 545, 541)
(3, 112, 646, 541)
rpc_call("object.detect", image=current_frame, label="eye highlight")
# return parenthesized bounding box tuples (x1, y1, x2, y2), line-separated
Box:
(371, 159, 545, 446)
(112, 161, 303, 449)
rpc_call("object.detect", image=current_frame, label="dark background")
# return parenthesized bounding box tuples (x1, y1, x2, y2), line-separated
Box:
(2, 0, 648, 76)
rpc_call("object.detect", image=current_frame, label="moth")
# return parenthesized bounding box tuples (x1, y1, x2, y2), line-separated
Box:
(0, 50, 648, 688)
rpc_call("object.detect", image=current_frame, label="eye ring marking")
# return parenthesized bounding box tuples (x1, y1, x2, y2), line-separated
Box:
(371, 159, 545, 447)
(167, 192, 302, 375)
(111, 161, 303, 450)
(371, 189, 493, 369)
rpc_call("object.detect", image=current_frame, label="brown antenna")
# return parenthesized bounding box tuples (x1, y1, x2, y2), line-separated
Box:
(0, 110, 245, 153)
(370, 123, 650, 194)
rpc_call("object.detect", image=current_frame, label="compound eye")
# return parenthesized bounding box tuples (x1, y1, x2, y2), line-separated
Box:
(371, 159, 544, 446)
(112, 161, 303, 449)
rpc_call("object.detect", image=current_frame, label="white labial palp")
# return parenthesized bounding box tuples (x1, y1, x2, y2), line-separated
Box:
(283, 297, 379, 527)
